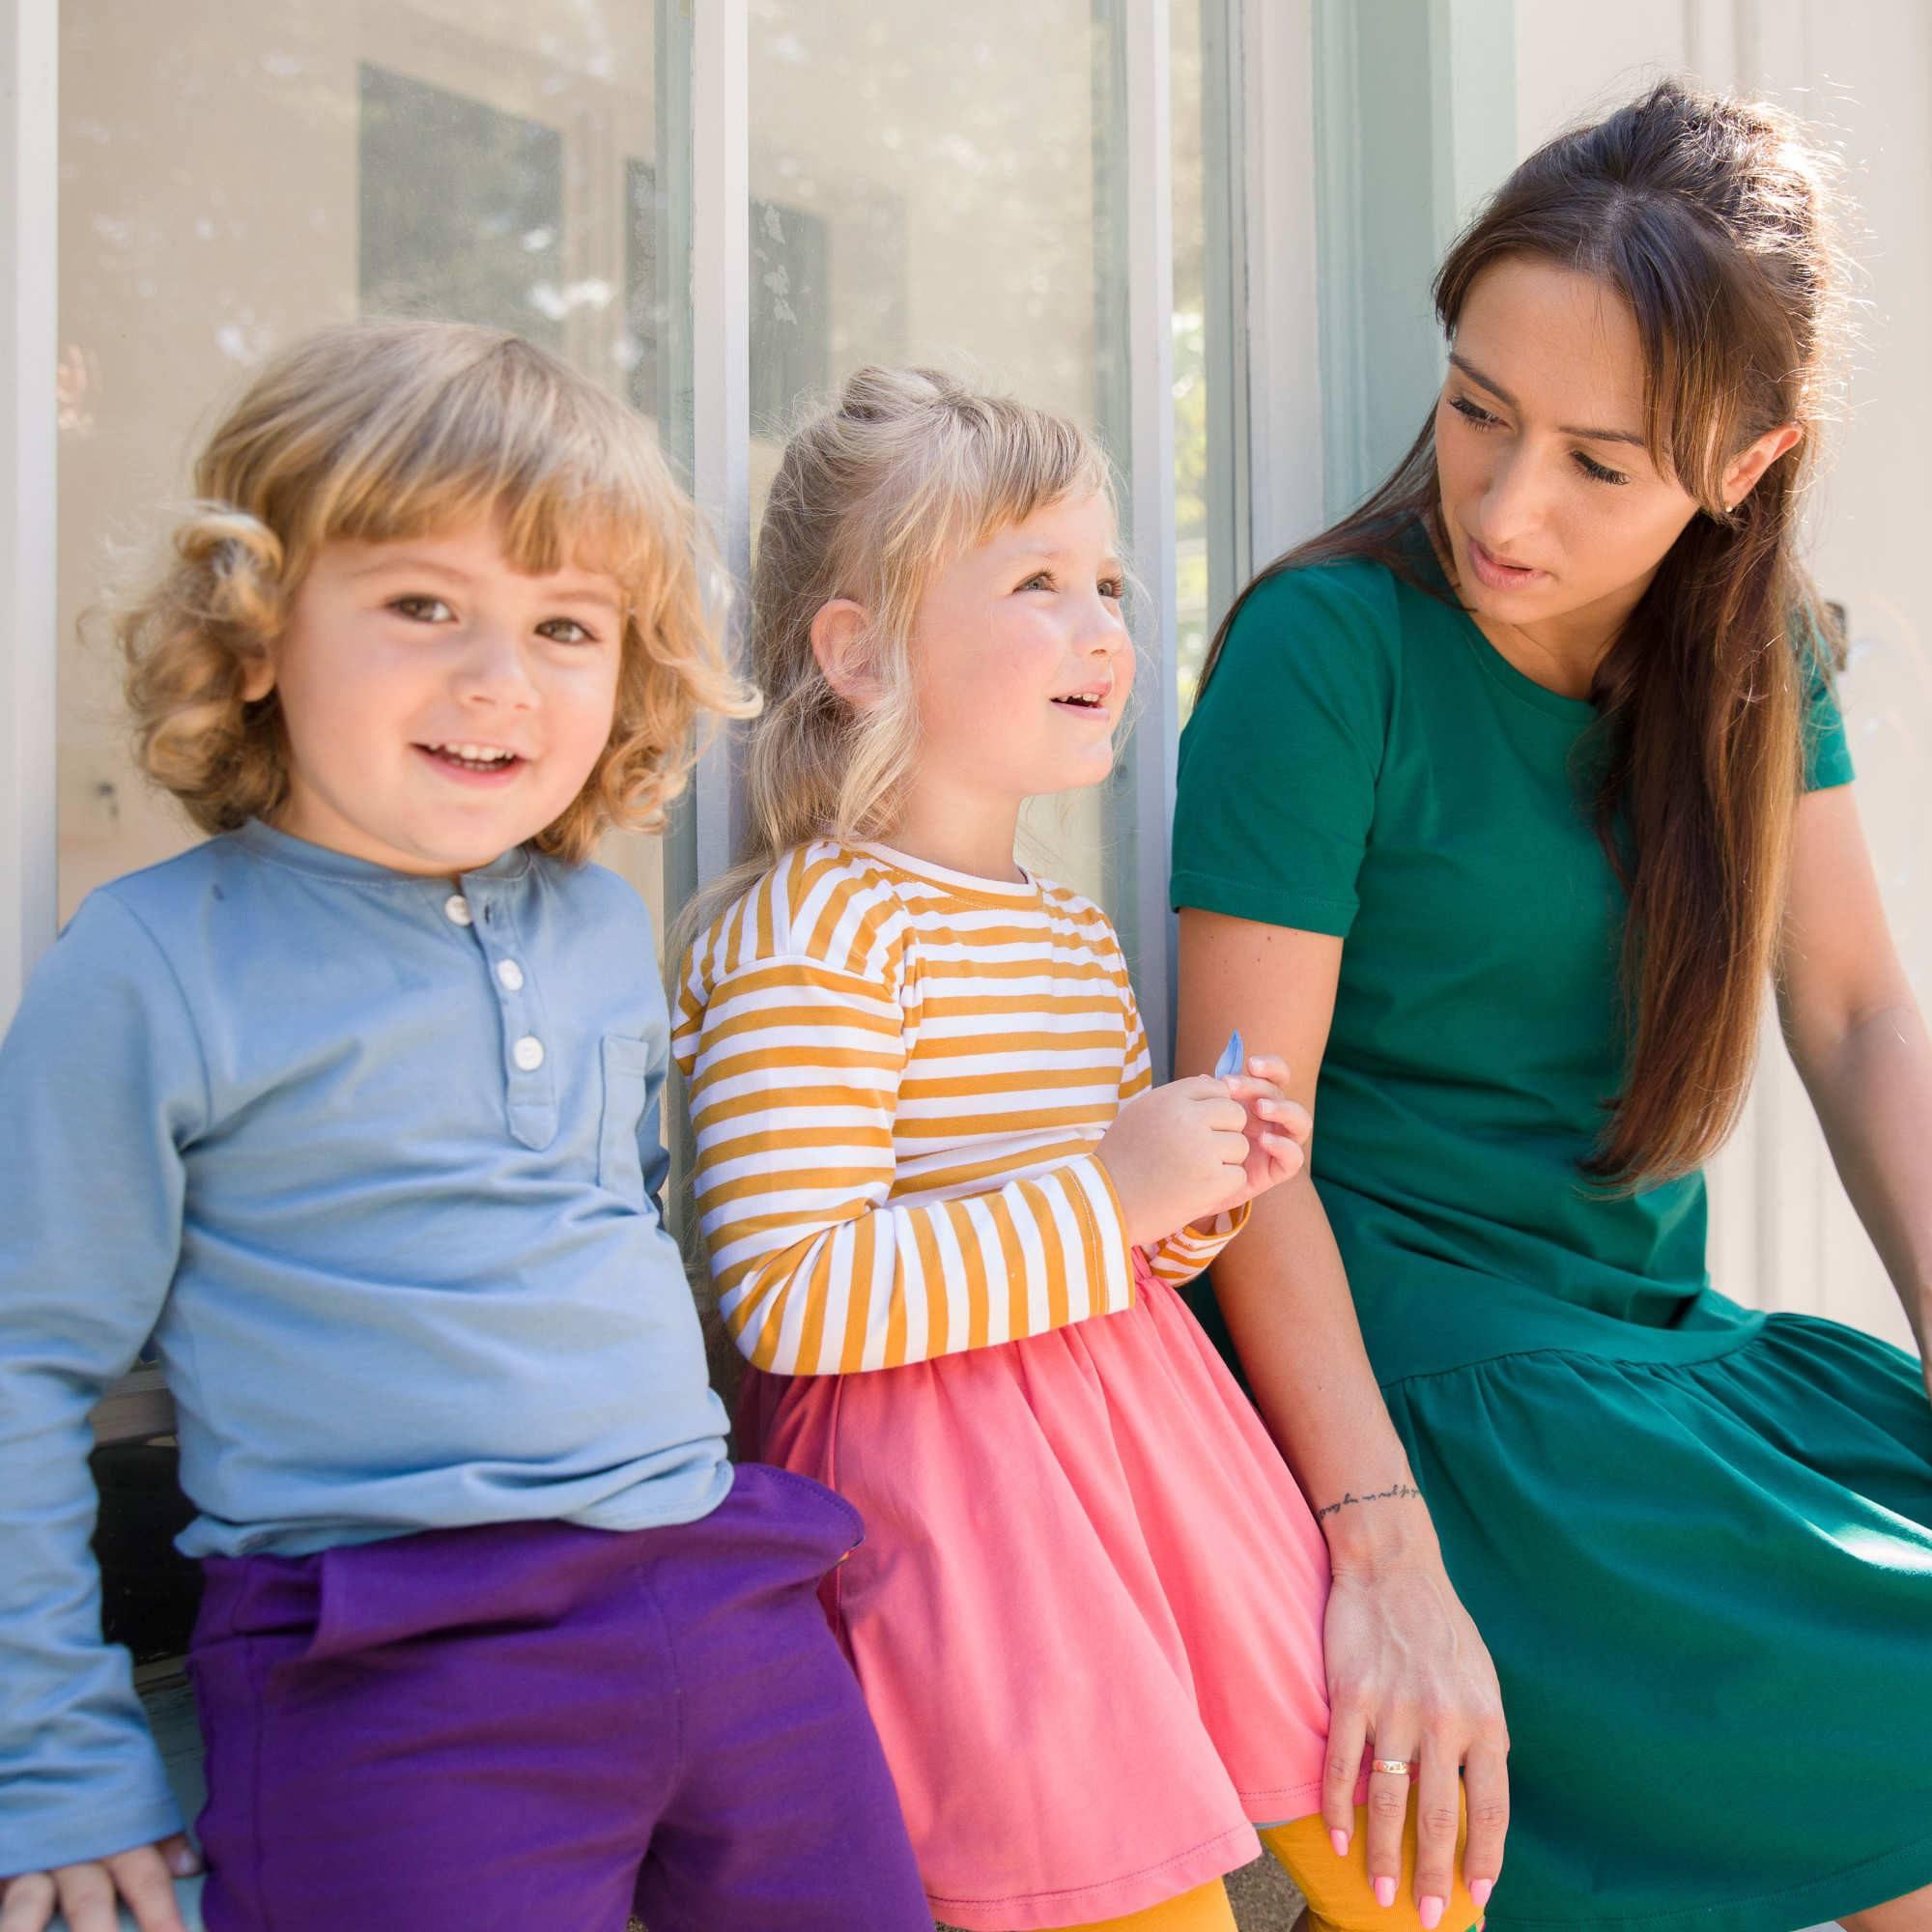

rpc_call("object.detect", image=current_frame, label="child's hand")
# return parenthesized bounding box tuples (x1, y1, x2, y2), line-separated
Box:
(1095, 1078, 1251, 1248)
(1223, 1051, 1312, 1203)
(0, 1836, 198, 1932)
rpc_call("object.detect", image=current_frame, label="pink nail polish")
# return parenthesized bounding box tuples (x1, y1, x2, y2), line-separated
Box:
(1375, 1875, 1397, 1909)
(1420, 1896, 1444, 1930)
(1330, 1828, 1350, 1858)
(1470, 1879, 1493, 1908)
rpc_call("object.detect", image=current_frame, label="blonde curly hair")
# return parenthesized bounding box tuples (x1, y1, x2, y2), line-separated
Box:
(118, 318, 756, 864)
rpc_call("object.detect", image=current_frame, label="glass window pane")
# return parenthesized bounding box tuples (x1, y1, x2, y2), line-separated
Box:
(746, 1, 1132, 915)
(57, 2, 687, 951)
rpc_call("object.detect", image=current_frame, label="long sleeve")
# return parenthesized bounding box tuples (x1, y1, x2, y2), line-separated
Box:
(1118, 975, 1249, 1288)
(0, 895, 204, 1874)
(679, 950, 1133, 1375)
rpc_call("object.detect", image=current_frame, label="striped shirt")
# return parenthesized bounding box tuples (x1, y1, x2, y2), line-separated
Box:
(672, 839, 1245, 1376)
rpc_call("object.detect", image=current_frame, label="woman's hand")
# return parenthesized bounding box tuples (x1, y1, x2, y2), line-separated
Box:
(1321, 1554, 1510, 1918)
(0, 1837, 198, 1932)
(1224, 1052, 1313, 1200)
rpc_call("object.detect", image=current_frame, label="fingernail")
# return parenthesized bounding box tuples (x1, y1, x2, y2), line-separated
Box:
(1375, 1876, 1397, 1909)
(1420, 1896, 1444, 1929)
(1330, 1828, 1350, 1858)
(1470, 1880, 1493, 1908)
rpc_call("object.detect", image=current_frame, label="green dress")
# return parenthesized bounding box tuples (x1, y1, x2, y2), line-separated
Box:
(1171, 549, 1932, 1932)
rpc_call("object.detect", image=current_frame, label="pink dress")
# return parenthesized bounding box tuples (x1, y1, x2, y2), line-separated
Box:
(743, 1251, 1335, 1930)
(677, 842, 1337, 1928)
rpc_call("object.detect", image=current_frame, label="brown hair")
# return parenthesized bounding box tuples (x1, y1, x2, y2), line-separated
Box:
(117, 319, 756, 864)
(1201, 81, 1845, 1189)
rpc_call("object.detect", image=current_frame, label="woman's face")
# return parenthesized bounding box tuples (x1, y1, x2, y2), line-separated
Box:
(1433, 256, 1705, 639)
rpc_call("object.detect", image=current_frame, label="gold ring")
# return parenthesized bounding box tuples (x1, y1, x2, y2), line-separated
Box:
(1370, 1758, 1416, 1776)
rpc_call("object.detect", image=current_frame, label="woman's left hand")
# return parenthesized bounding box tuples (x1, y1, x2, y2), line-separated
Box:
(1224, 1052, 1313, 1198)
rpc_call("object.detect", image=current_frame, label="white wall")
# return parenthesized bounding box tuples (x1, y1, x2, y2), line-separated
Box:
(1511, 0, 1930, 1351)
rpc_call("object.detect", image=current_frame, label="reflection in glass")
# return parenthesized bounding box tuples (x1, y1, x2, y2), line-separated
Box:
(746, 0, 1131, 920)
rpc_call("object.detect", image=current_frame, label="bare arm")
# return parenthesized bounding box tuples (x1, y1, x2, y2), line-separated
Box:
(1177, 908, 1509, 1918)
(1776, 786, 1932, 1366)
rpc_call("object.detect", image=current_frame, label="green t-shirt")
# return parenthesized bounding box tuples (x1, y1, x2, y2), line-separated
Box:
(1172, 553, 1853, 1382)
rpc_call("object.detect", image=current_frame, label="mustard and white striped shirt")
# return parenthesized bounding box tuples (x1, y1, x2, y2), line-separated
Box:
(672, 839, 1245, 1376)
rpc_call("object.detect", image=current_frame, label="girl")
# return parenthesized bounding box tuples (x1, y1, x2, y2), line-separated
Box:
(1174, 82, 1932, 1932)
(0, 321, 929, 1932)
(672, 367, 1485, 1932)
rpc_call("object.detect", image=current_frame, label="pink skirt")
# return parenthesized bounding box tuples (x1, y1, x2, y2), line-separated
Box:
(741, 1252, 1335, 1930)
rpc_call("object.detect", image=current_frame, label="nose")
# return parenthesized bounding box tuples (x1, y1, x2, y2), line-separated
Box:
(1474, 444, 1547, 553)
(1081, 594, 1129, 657)
(452, 623, 538, 710)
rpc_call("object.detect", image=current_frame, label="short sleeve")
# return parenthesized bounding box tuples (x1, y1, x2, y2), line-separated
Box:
(1173, 561, 1398, 936)
(1800, 625, 1854, 792)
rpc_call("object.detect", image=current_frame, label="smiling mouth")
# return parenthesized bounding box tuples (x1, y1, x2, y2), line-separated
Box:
(417, 741, 526, 775)
(1050, 694, 1108, 712)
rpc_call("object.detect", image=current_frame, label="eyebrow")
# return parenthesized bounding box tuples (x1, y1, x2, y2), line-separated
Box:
(1447, 353, 1647, 449)
(1007, 545, 1127, 575)
(346, 554, 621, 606)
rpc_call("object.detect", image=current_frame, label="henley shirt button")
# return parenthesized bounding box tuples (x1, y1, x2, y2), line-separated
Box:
(443, 894, 473, 926)
(497, 958, 526, 993)
(512, 1035, 545, 1072)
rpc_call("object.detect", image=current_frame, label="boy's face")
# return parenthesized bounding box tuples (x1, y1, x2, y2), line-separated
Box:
(244, 520, 625, 877)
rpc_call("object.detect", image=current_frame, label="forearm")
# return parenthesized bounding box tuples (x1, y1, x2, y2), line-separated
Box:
(1210, 1175, 1441, 1574)
(716, 1151, 1132, 1374)
(1795, 999, 1932, 1348)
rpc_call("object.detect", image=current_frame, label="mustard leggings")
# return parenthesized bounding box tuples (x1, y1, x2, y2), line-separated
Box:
(1050, 1802, 1481, 1932)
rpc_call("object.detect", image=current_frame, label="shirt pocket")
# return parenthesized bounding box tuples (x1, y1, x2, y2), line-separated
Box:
(597, 1034, 654, 1209)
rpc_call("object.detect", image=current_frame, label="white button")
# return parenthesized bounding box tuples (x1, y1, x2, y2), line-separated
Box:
(443, 894, 472, 926)
(496, 958, 526, 993)
(512, 1035, 545, 1072)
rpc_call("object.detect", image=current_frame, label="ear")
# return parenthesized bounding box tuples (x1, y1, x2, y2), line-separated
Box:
(1719, 422, 1803, 513)
(809, 598, 883, 711)
(237, 645, 277, 703)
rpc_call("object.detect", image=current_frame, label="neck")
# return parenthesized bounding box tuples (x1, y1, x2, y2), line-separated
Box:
(880, 780, 1026, 884)
(1466, 571, 1657, 702)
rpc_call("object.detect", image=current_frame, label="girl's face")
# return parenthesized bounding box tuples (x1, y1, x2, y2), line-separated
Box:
(907, 489, 1133, 804)
(245, 519, 625, 875)
(1433, 256, 1706, 639)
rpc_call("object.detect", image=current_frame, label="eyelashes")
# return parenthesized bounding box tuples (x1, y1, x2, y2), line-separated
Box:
(1015, 571, 1127, 599)
(385, 596, 602, 643)
(1446, 393, 1632, 488)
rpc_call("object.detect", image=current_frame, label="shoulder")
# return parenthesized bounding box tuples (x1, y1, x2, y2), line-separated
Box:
(77, 836, 245, 965)
(1193, 556, 1406, 726)
(691, 840, 912, 994)
(535, 854, 655, 946)
(1034, 874, 1123, 952)
(1221, 555, 1406, 660)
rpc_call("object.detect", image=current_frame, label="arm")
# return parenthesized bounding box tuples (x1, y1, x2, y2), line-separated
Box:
(1776, 784, 1932, 1365)
(1118, 977, 1252, 1285)
(681, 953, 1133, 1375)
(1178, 907, 1509, 1916)
(0, 897, 203, 1925)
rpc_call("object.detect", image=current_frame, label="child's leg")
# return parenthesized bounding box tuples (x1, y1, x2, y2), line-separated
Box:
(1261, 1804, 1481, 1932)
(629, 1463, 929, 1932)
(1052, 1877, 1239, 1930)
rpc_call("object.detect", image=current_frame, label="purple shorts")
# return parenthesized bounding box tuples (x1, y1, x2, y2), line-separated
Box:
(187, 1463, 929, 1932)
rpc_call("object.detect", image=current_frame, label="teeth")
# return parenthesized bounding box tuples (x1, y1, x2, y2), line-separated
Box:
(431, 742, 516, 763)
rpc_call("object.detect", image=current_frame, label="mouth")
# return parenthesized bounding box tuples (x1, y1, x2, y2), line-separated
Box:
(414, 740, 528, 781)
(1464, 535, 1548, 591)
(1050, 690, 1111, 716)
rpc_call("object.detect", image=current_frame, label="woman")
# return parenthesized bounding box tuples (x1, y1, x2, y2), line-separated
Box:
(1173, 82, 1932, 1932)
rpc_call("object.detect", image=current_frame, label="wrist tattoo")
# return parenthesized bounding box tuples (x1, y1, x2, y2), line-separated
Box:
(1315, 1481, 1423, 1521)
